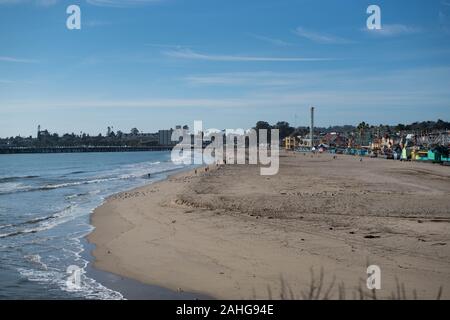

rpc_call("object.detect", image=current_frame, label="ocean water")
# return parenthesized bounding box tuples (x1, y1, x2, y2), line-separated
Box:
(0, 151, 191, 300)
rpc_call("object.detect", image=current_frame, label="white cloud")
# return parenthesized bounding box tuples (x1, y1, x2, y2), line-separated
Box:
(0, 56, 38, 63)
(144, 43, 193, 49)
(0, 0, 160, 6)
(185, 72, 312, 86)
(439, 1, 450, 33)
(247, 33, 293, 46)
(0, 0, 24, 3)
(84, 20, 112, 27)
(3, 88, 449, 112)
(184, 67, 450, 92)
(365, 24, 422, 37)
(294, 27, 352, 44)
(164, 49, 333, 62)
(36, 0, 57, 5)
(0, 0, 58, 5)
(0, 79, 15, 84)
(86, 0, 161, 7)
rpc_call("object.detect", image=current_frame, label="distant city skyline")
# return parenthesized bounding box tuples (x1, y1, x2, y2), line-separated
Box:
(1, 0, 450, 137)
(2, 117, 448, 139)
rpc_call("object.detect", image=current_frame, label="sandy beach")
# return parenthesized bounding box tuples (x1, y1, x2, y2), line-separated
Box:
(88, 153, 450, 299)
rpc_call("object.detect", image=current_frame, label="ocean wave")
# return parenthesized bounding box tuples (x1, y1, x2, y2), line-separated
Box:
(65, 192, 89, 200)
(0, 160, 184, 196)
(0, 182, 34, 195)
(0, 177, 119, 195)
(24, 254, 48, 270)
(39, 178, 119, 190)
(17, 267, 124, 300)
(0, 228, 40, 239)
(1, 154, 186, 299)
(118, 161, 184, 179)
(22, 214, 57, 225)
(0, 206, 75, 239)
(18, 238, 123, 300)
(0, 175, 39, 183)
(68, 171, 87, 175)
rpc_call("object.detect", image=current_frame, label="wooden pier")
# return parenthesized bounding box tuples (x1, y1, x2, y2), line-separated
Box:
(0, 146, 173, 154)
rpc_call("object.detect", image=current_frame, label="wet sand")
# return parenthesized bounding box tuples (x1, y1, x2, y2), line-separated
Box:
(88, 153, 450, 299)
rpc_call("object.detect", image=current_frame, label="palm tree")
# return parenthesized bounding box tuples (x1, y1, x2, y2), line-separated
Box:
(357, 122, 370, 146)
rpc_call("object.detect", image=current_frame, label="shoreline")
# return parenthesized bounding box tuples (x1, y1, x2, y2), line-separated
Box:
(88, 153, 450, 299)
(83, 239, 211, 300)
(0, 147, 172, 155)
(85, 165, 208, 300)
(87, 166, 214, 299)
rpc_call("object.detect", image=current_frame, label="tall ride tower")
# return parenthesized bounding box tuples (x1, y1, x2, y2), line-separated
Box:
(310, 107, 315, 148)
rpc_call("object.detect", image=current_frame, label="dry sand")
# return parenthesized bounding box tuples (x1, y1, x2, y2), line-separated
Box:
(88, 153, 450, 299)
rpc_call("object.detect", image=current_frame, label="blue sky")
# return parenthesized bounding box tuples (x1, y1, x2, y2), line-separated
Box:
(0, 0, 449, 137)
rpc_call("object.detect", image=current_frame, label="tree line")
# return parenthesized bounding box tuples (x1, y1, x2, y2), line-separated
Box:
(254, 119, 449, 141)
(0, 128, 158, 148)
(1, 119, 448, 148)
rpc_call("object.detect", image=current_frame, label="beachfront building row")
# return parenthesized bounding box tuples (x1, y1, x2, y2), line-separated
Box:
(283, 129, 449, 164)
